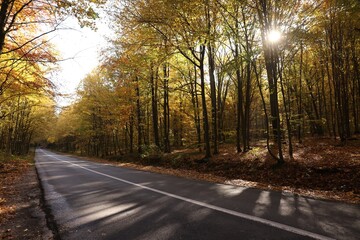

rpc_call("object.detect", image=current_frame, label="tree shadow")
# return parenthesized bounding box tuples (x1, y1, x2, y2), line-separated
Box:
(36, 149, 360, 240)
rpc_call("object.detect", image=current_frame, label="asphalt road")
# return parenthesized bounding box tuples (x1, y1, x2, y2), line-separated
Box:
(35, 149, 360, 240)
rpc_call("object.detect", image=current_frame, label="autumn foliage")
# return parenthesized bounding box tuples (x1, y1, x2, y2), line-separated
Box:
(0, 0, 358, 205)
(50, 0, 359, 162)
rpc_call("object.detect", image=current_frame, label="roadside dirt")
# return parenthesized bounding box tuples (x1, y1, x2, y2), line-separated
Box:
(0, 158, 52, 240)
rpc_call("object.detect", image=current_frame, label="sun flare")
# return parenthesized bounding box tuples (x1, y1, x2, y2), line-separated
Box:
(268, 30, 281, 43)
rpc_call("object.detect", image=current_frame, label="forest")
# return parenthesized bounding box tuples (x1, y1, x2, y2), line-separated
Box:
(47, 0, 360, 163)
(0, 0, 359, 196)
(1, 1, 359, 238)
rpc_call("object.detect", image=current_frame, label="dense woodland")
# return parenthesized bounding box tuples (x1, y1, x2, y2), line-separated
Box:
(1, 0, 359, 165)
(0, 0, 101, 155)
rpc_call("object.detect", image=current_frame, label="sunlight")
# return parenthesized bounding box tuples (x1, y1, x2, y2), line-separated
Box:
(214, 184, 245, 197)
(268, 29, 282, 43)
(48, 16, 111, 108)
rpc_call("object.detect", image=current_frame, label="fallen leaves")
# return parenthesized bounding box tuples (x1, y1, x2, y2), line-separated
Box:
(0, 157, 30, 226)
(0, 152, 48, 239)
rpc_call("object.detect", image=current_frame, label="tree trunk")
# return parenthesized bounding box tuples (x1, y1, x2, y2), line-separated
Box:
(244, 62, 251, 151)
(207, 42, 218, 154)
(199, 44, 211, 158)
(265, 43, 284, 164)
(279, 60, 293, 159)
(235, 44, 243, 153)
(151, 66, 160, 147)
(163, 63, 171, 153)
(189, 67, 202, 151)
(206, 0, 218, 155)
(135, 77, 142, 154)
(0, 0, 10, 54)
(256, 0, 284, 164)
(253, 61, 279, 160)
(298, 43, 303, 142)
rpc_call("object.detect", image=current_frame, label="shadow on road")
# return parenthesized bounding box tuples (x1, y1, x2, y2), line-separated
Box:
(36, 150, 360, 240)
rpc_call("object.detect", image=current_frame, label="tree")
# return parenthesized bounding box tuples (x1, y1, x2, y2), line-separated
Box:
(50, 0, 360, 165)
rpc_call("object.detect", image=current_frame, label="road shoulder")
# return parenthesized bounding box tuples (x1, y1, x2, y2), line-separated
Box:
(0, 165, 53, 239)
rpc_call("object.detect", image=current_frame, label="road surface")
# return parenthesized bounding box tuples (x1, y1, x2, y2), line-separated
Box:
(35, 149, 360, 240)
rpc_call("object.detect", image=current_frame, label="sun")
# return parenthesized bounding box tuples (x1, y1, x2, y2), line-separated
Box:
(268, 30, 281, 43)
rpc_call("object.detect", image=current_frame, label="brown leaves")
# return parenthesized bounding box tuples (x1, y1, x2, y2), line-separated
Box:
(0, 154, 33, 222)
(0, 153, 50, 240)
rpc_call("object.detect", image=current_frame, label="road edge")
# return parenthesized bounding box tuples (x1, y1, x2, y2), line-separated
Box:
(35, 161, 61, 240)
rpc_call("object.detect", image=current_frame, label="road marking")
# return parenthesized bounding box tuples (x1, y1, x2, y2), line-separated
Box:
(39, 150, 334, 240)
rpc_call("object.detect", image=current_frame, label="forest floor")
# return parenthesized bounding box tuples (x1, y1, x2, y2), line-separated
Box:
(94, 136, 360, 204)
(0, 153, 52, 240)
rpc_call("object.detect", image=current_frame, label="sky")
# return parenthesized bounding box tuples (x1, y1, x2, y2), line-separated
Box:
(50, 17, 110, 107)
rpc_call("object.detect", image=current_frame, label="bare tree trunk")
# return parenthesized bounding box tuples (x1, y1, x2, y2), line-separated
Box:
(241, 6, 253, 152)
(244, 62, 251, 151)
(163, 63, 171, 153)
(235, 44, 244, 153)
(136, 77, 142, 153)
(199, 44, 211, 159)
(279, 60, 293, 159)
(151, 65, 160, 147)
(207, 43, 218, 154)
(298, 43, 303, 142)
(0, 0, 11, 54)
(217, 72, 229, 144)
(352, 38, 360, 134)
(253, 61, 279, 160)
(189, 67, 202, 151)
(206, 1, 218, 155)
(256, 0, 285, 164)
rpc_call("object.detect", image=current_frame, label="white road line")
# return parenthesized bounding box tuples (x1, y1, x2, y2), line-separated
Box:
(39, 150, 334, 240)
